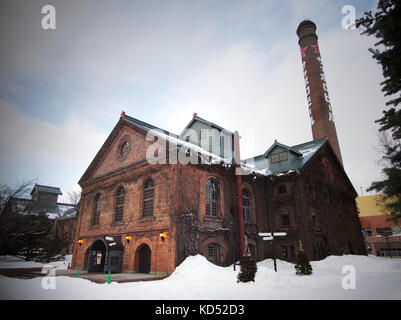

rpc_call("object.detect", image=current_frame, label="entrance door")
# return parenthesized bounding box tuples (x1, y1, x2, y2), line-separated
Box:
(105, 250, 123, 274)
(138, 244, 151, 273)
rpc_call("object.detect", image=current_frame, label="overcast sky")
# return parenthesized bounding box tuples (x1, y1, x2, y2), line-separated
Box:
(0, 0, 387, 202)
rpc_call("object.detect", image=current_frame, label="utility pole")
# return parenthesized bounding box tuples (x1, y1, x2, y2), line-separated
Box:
(385, 233, 393, 259)
(234, 131, 245, 257)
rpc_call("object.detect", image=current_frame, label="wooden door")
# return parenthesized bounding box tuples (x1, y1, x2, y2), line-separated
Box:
(138, 245, 151, 273)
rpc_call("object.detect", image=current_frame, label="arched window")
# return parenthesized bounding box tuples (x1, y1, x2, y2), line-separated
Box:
(242, 188, 251, 222)
(142, 178, 154, 217)
(206, 179, 219, 217)
(114, 187, 125, 221)
(92, 193, 102, 225)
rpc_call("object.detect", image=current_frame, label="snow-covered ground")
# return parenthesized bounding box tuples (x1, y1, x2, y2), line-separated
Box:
(0, 254, 400, 300)
(0, 255, 72, 270)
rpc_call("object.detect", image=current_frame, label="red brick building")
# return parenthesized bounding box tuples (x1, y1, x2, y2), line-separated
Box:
(71, 113, 366, 274)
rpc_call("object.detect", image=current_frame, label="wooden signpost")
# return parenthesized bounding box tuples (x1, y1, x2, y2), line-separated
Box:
(258, 232, 287, 272)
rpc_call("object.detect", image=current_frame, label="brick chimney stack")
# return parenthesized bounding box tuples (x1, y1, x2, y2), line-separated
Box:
(296, 20, 343, 166)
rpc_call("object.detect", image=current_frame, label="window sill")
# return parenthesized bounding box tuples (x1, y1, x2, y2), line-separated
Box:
(111, 220, 125, 226)
(203, 216, 222, 223)
(138, 216, 155, 222)
(89, 224, 100, 229)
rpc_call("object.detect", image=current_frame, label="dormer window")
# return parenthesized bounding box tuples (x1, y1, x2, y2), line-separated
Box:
(271, 151, 288, 164)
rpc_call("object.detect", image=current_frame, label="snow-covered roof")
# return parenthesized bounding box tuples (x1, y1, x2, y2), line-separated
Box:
(123, 114, 329, 177)
(243, 139, 327, 176)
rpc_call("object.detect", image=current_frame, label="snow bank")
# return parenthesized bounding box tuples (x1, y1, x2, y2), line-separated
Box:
(311, 254, 401, 273)
(0, 254, 400, 300)
(168, 255, 231, 281)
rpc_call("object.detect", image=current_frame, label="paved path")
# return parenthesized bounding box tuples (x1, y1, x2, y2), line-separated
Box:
(60, 270, 168, 283)
(0, 267, 168, 283)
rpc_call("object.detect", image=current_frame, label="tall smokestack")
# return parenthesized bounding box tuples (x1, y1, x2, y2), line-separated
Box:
(296, 20, 343, 166)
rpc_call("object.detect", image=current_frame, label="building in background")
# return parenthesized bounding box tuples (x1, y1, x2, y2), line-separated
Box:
(357, 194, 401, 258)
(2, 184, 78, 255)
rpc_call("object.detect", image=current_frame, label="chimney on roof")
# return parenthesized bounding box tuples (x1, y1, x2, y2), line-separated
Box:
(296, 20, 343, 166)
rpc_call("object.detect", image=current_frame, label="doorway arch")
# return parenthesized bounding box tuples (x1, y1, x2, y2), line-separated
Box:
(136, 244, 151, 273)
(88, 239, 107, 273)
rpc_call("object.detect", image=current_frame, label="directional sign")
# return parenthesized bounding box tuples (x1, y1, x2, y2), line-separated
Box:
(273, 232, 287, 237)
(258, 232, 287, 237)
(262, 236, 273, 241)
(258, 232, 272, 237)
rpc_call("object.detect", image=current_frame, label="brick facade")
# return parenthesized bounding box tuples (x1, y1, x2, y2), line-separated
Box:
(71, 117, 366, 274)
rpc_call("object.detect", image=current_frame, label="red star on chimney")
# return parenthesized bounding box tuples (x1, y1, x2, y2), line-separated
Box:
(121, 111, 125, 117)
(193, 112, 198, 118)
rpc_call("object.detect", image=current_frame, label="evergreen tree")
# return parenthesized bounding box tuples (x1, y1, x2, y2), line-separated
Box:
(356, 0, 401, 223)
(40, 217, 70, 263)
(19, 212, 52, 261)
(0, 181, 70, 261)
(237, 254, 257, 283)
(295, 249, 312, 276)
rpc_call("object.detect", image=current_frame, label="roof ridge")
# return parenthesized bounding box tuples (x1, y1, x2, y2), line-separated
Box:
(291, 138, 326, 149)
(33, 184, 61, 189)
(123, 114, 180, 138)
(182, 115, 234, 135)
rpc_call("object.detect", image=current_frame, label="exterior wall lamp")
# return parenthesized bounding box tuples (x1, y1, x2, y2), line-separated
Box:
(160, 232, 167, 242)
(78, 239, 83, 246)
(126, 235, 132, 243)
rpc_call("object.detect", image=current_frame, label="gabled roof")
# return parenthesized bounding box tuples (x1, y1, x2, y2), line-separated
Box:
(181, 115, 234, 136)
(262, 141, 303, 158)
(78, 113, 231, 184)
(243, 138, 327, 176)
(122, 114, 180, 138)
(79, 114, 181, 184)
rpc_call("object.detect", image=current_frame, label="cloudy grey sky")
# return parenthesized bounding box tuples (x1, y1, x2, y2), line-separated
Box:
(0, 0, 386, 201)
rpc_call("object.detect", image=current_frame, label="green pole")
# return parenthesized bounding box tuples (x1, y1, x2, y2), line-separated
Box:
(76, 271, 80, 278)
(107, 271, 111, 284)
